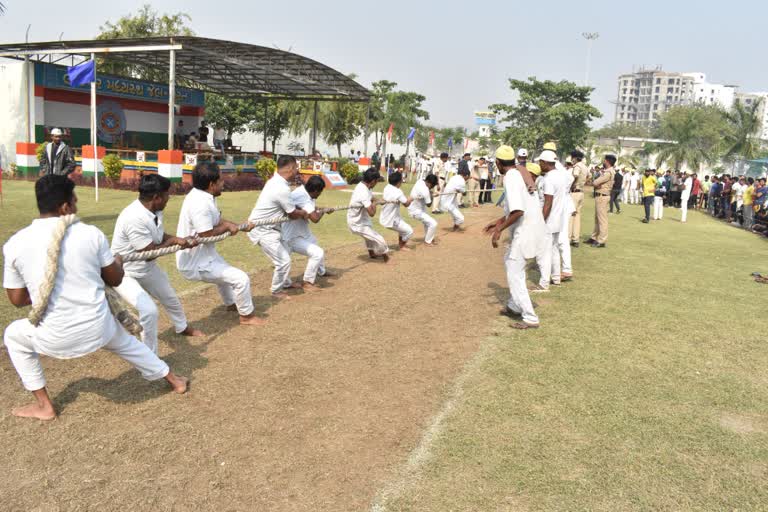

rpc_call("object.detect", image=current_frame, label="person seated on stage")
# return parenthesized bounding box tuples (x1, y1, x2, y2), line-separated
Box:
(111, 174, 205, 354)
(247, 155, 309, 300)
(408, 174, 440, 246)
(380, 171, 414, 251)
(3, 175, 188, 421)
(440, 166, 470, 231)
(347, 167, 389, 262)
(282, 175, 334, 291)
(176, 162, 264, 325)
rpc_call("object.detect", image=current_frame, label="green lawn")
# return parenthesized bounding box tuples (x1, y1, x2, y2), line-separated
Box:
(0, 179, 401, 328)
(383, 200, 768, 511)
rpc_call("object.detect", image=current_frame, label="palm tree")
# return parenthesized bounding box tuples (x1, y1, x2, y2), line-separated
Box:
(723, 99, 762, 161)
(652, 105, 726, 171)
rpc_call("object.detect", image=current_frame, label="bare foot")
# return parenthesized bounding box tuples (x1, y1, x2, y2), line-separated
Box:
(368, 251, 378, 259)
(240, 314, 267, 326)
(302, 282, 322, 292)
(285, 283, 303, 290)
(164, 372, 189, 394)
(226, 304, 238, 312)
(12, 402, 56, 421)
(452, 225, 464, 232)
(382, 253, 390, 263)
(399, 245, 413, 251)
(425, 242, 438, 248)
(180, 326, 205, 337)
(272, 291, 292, 301)
(320, 270, 336, 278)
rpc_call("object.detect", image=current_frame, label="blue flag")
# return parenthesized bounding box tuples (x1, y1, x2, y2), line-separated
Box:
(67, 60, 95, 87)
(407, 127, 416, 141)
(447, 137, 453, 149)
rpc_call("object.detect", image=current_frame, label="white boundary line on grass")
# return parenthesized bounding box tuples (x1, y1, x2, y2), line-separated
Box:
(368, 335, 497, 512)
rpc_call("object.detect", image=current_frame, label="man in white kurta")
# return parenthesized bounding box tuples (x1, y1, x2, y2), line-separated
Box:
(380, 171, 414, 250)
(348, 168, 389, 261)
(282, 175, 332, 289)
(538, 150, 572, 285)
(680, 171, 693, 223)
(441, 169, 469, 230)
(408, 174, 440, 245)
(112, 174, 204, 353)
(177, 162, 263, 325)
(3, 175, 187, 420)
(248, 155, 309, 298)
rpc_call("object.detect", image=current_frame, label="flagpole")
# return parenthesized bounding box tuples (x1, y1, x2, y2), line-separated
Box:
(90, 53, 98, 202)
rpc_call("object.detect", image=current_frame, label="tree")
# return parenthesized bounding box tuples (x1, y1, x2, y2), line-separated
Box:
(249, 101, 293, 153)
(204, 94, 258, 140)
(650, 105, 728, 170)
(490, 77, 601, 155)
(723, 99, 763, 161)
(320, 101, 366, 157)
(369, 80, 429, 149)
(96, 5, 194, 80)
(591, 122, 654, 140)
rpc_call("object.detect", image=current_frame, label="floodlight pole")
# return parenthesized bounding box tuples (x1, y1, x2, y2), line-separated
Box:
(167, 47, 176, 151)
(263, 100, 268, 153)
(364, 102, 370, 158)
(582, 32, 599, 87)
(91, 52, 98, 202)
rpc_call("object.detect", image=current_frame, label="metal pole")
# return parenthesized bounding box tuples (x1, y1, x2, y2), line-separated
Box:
(311, 101, 319, 155)
(364, 102, 370, 158)
(582, 32, 599, 87)
(167, 47, 176, 150)
(91, 53, 98, 202)
(263, 100, 268, 153)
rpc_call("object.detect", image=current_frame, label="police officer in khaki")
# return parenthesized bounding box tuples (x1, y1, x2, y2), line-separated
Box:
(568, 150, 589, 247)
(586, 154, 616, 248)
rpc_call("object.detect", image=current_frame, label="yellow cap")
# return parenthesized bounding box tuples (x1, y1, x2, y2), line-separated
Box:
(495, 145, 516, 161)
(543, 142, 557, 151)
(527, 162, 541, 176)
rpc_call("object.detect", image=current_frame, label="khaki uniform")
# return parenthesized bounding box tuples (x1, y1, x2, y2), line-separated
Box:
(590, 167, 615, 244)
(569, 162, 589, 242)
(467, 163, 481, 205)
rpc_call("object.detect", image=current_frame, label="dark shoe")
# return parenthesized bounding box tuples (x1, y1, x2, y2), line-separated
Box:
(592, 243, 606, 248)
(570, 241, 580, 248)
(584, 238, 596, 244)
(616, 210, 621, 214)
(641, 218, 649, 223)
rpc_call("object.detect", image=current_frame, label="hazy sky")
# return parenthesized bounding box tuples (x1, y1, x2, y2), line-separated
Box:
(3, 0, 768, 129)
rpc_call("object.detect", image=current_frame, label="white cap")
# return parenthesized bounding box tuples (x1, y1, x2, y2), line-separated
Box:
(517, 148, 528, 158)
(538, 150, 557, 163)
(51, 128, 63, 136)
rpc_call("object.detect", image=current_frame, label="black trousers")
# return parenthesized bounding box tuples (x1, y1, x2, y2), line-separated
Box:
(479, 179, 491, 203)
(643, 195, 653, 220)
(609, 190, 621, 212)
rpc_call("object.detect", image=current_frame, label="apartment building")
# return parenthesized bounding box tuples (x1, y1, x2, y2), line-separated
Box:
(615, 68, 696, 126)
(735, 92, 768, 140)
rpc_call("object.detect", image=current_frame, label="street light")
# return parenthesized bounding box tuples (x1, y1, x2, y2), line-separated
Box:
(582, 32, 599, 87)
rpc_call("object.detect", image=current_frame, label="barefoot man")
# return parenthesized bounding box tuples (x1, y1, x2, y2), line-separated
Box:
(282, 175, 334, 291)
(380, 171, 414, 251)
(112, 174, 205, 353)
(3, 175, 188, 420)
(408, 174, 440, 246)
(176, 162, 263, 325)
(248, 155, 309, 300)
(348, 168, 389, 262)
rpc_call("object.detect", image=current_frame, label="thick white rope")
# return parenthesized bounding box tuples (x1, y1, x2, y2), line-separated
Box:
(28, 215, 143, 336)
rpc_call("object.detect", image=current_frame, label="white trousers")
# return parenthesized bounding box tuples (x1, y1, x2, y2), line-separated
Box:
(622, 189, 629, 203)
(681, 195, 690, 222)
(388, 218, 414, 241)
(285, 236, 326, 284)
(653, 196, 664, 219)
(4, 317, 169, 391)
(556, 230, 572, 276)
(411, 212, 438, 243)
(504, 251, 539, 325)
(349, 224, 389, 255)
(536, 237, 553, 289)
(441, 199, 465, 226)
(631, 189, 640, 204)
(197, 257, 254, 316)
(114, 266, 188, 354)
(255, 232, 292, 294)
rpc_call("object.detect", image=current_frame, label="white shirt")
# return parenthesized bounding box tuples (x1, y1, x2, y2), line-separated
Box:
(442, 175, 467, 208)
(478, 164, 489, 180)
(176, 187, 223, 280)
(248, 173, 295, 243)
(111, 199, 165, 278)
(681, 177, 693, 199)
(541, 168, 571, 233)
(629, 173, 640, 187)
(3, 218, 116, 358)
(380, 184, 408, 227)
(503, 169, 547, 260)
(282, 186, 316, 242)
(213, 128, 226, 140)
(347, 182, 373, 227)
(408, 179, 433, 216)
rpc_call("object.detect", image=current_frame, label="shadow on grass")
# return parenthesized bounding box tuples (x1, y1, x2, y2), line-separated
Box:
(81, 214, 119, 223)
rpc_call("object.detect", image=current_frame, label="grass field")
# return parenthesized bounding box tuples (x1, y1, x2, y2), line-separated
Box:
(2, 180, 768, 510)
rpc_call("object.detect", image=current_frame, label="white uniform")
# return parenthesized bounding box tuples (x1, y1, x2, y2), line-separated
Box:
(282, 186, 326, 284)
(502, 169, 547, 325)
(3, 218, 169, 391)
(380, 184, 413, 241)
(681, 176, 693, 222)
(408, 179, 438, 244)
(541, 168, 572, 284)
(248, 174, 296, 294)
(111, 200, 189, 353)
(176, 187, 254, 316)
(629, 173, 640, 204)
(347, 182, 388, 255)
(441, 175, 467, 225)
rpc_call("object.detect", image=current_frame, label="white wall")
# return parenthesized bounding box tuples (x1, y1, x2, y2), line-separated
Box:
(43, 100, 199, 134)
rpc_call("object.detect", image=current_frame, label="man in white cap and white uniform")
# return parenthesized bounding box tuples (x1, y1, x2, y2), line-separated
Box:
(39, 128, 76, 176)
(680, 170, 693, 223)
(537, 150, 573, 284)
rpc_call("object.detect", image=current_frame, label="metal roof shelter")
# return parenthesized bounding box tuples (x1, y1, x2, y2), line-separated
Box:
(0, 36, 371, 162)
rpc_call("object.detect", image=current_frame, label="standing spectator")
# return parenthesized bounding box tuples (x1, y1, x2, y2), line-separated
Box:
(458, 153, 472, 208)
(743, 177, 755, 230)
(754, 177, 768, 210)
(350, 149, 357, 162)
(699, 175, 711, 210)
(356, 151, 362, 164)
(628, 170, 640, 204)
(709, 176, 722, 216)
(371, 149, 381, 171)
(568, 150, 589, 247)
(670, 171, 681, 207)
(641, 168, 657, 223)
(585, 155, 616, 248)
(621, 168, 632, 204)
(212, 125, 227, 152)
(720, 176, 732, 220)
(477, 157, 491, 204)
(653, 170, 667, 220)
(733, 176, 746, 224)
(680, 171, 693, 223)
(198, 120, 209, 144)
(690, 174, 701, 209)
(609, 168, 623, 214)
(175, 120, 186, 149)
(39, 128, 76, 176)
